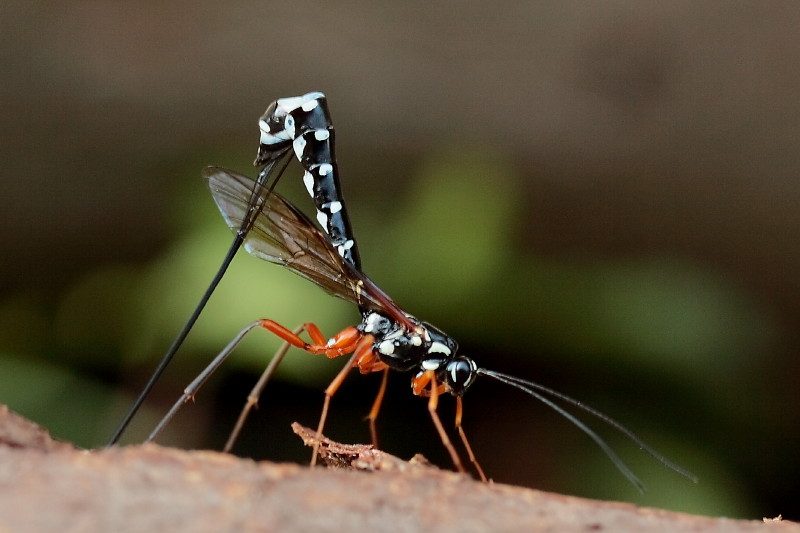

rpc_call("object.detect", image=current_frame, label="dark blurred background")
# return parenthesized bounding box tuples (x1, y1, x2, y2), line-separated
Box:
(2, 1, 798, 519)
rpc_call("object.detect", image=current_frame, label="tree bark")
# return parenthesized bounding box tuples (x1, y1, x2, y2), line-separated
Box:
(0, 405, 794, 533)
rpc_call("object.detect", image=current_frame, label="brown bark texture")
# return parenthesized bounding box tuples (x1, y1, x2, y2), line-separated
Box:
(0, 405, 795, 533)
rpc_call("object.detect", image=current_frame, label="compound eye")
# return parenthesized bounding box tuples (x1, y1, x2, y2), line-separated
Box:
(445, 356, 477, 396)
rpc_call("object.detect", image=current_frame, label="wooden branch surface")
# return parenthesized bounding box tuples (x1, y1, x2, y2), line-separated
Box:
(0, 406, 794, 533)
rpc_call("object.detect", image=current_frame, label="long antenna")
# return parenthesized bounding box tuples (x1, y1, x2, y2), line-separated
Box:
(107, 154, 291, 445)
(477, 369, 698, 490)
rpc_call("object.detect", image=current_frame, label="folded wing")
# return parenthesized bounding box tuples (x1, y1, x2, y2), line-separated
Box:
(204, 166, 398, 316)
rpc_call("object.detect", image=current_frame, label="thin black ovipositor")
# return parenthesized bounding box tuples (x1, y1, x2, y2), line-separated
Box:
(108, 91, 363, 444)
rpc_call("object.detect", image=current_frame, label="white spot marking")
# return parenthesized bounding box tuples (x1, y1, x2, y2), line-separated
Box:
(301, 99, 320, 112)
(411, 335, 422, 346)
(429, 342, 451, 356)
(276, 95, 305, 113)
(383, 329, 403, 341)
(302, 171, 314, 196)
(260, 130, 273, 145)
(277, 92, 325, 113)
(363, 313, 381, 333)
(327, 201, 342, 214)
(318, 163, 333, 176)
(284, 115, 295, 139)
(422, 359, 440, 371)
(260, 129, 290, 146)
(378, 340, 394, 355)
(293, 136, 306, 159)
(314, 129, 330, 141)
(317, 211, 329, 230)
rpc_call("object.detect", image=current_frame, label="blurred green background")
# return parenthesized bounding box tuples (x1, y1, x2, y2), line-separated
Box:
(1, 1, 798, 519)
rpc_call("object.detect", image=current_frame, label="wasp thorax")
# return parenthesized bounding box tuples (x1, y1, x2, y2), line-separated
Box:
(364, 313, 461, 375)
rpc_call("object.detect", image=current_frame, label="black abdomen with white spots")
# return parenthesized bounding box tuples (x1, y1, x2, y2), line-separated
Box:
(255, 92, 361, 270)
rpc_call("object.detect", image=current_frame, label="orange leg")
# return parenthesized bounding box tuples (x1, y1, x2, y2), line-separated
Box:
(366, 368, 389, 447)
(311, 335, 376, 465)
(148, 318, 369, 448)
(412, 370, 466, 474)
(318, 326, 365, 357)
(257, 321, 388, 467)
(455, 396, 488, 482)
(219, 320, 349, 451)
(412, 370, 446, 397)
(257, 319, 319, 348)
(257, 319, 362, 357)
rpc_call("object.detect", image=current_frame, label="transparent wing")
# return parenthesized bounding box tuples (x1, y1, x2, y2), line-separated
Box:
(203, 166, 408, 321)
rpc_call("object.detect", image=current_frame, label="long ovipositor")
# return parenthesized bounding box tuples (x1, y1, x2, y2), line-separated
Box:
(106, 92, 362, 446)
